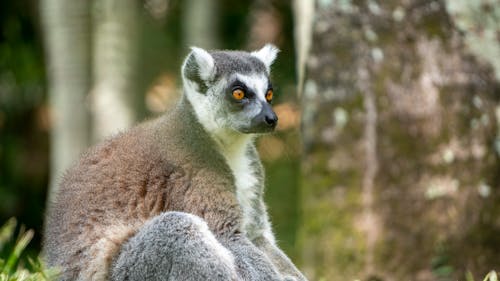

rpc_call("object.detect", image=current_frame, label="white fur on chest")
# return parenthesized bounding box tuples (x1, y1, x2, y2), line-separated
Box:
(219, 138, 259, 233)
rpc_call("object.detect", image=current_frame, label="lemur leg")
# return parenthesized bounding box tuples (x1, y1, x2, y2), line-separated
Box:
(253, 236, 308, 281)
(110, 212, 238, 281)
(218, 235, 284, 281)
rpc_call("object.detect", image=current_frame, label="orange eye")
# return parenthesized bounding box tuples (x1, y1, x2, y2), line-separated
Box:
(265, 90, 273, 102)
(232, 89, 245, 100)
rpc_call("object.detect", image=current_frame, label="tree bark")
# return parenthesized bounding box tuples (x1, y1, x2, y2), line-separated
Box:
(182, 0, 219, 49)
(41, 0, 91, 200)
(91, 0, 139, 141)
(296, 1, 500, 280)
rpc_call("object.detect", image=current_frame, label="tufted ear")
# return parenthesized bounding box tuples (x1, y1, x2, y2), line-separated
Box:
(182, 46, 216, 84)
(251, 44, 280, 73)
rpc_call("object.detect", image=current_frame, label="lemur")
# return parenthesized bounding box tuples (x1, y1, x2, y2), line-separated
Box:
(43, 44, 308, 281)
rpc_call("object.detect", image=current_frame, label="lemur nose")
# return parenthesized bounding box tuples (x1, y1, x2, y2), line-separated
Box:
(265, 113, 278, 127)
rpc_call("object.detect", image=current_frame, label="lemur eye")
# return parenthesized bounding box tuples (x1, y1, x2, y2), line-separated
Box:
(232, 89, 245, 100)
(265, 90, 273, 102)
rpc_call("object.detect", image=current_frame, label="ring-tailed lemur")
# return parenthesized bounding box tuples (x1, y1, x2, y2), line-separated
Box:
(43, 44, 307, 281)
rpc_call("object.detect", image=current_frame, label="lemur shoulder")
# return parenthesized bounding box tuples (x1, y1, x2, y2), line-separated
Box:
(43, 44, 308, 281)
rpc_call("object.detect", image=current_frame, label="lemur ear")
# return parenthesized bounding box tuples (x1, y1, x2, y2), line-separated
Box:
(182, 47, 216, 83)
(251, 44, 280, 73)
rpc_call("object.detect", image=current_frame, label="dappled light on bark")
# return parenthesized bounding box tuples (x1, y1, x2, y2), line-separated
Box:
(296, 1, 500, 280)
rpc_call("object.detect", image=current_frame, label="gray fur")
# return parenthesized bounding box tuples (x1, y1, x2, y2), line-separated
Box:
(211, 51, 267, 78)
(110, 212, 238, 281)
(183, 50, 266, 95)
(183, 54, 210, 93)
(43, 45, 307, 281)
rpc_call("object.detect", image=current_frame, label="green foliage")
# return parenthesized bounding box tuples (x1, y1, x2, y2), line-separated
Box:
(0, 219, 57, 281)
(483, 271, 498, 281)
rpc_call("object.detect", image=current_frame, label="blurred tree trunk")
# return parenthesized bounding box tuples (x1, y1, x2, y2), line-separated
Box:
(295, 1, 500, 281)
(182, 0, 219, 49)
(42, 0, 142, 200)
(91, 0, 139, 141)
(245, 0, 281, 50)
(41, 0, 91, 200)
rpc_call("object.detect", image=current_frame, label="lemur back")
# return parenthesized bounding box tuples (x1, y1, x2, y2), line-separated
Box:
(43, 45, 307, 281)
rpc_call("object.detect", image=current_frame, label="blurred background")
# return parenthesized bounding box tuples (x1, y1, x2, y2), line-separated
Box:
(0, 0, 499, 280)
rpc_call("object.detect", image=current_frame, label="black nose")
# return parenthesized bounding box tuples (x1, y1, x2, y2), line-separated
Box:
(265, 113, 278, 127)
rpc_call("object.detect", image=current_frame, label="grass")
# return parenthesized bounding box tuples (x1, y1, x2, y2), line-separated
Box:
(0, 218, 57, 281)
(468, 271, 499, 281)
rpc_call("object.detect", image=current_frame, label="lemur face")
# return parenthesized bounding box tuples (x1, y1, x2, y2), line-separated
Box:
(182, 44, 280, 135)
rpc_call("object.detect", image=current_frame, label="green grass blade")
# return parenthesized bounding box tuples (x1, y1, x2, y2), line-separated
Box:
(27, 258, 59, 281)
(0, 219, 17, 250)
(467, 271, 476, 281)
(3, 230, 33, 275)
(483, 271, 499, 281)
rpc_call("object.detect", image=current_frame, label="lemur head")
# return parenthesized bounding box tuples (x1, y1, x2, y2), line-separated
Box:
(182, 44, 279, 138)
